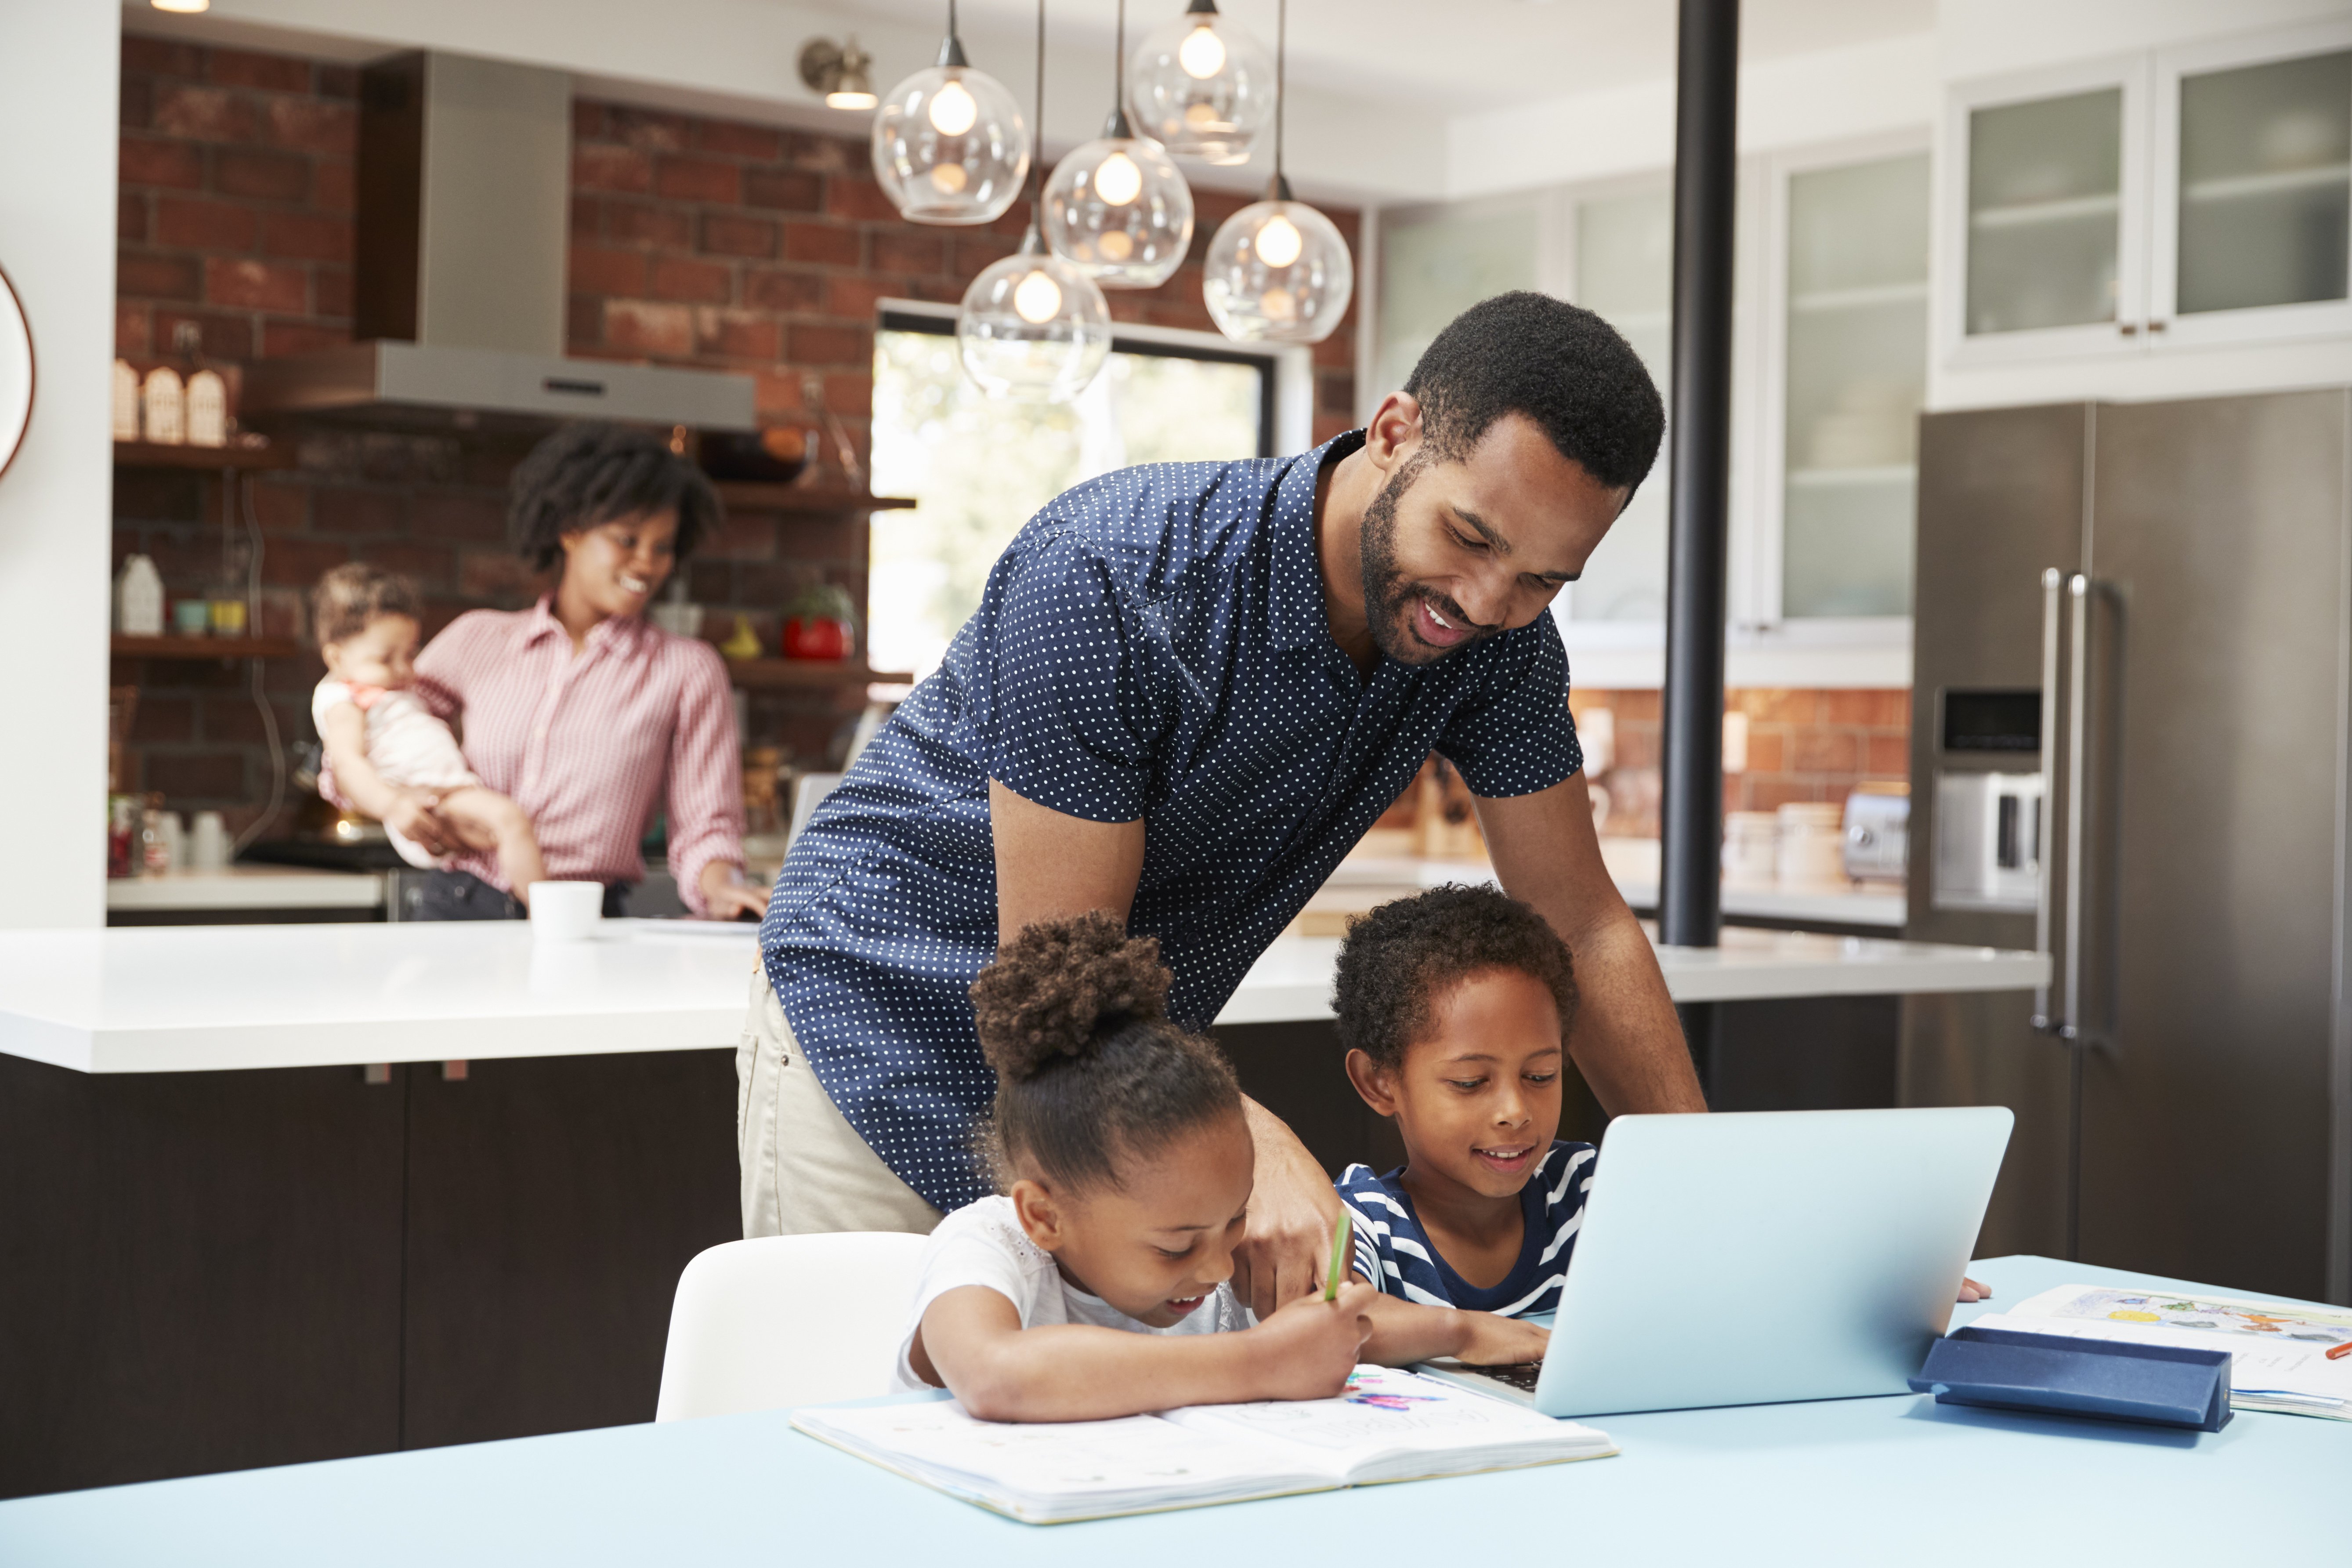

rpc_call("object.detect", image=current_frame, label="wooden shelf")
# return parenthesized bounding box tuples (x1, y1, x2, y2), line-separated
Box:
(112, 634, 305, 660)
(112, 439, 295, 471)
(724, 659, 912, 690)
(712, 482, 915, 513)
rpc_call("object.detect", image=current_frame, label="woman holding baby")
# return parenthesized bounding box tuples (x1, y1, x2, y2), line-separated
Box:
(316, 423, 766, 923)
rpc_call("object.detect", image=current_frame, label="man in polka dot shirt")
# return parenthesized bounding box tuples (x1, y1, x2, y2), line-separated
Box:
(743, 292, 1708, 1318)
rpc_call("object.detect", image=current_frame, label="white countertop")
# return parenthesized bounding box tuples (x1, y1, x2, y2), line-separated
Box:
(1327, 844, 1907, 929)
(0, 919, 2046, 1075)
(105, 865, 386, 912)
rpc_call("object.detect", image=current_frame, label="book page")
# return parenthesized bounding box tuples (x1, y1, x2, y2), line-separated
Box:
(1973, 1285, 2352, 1414)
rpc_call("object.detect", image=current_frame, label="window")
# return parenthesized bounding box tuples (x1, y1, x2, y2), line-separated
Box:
(868, 309, 1276, 680)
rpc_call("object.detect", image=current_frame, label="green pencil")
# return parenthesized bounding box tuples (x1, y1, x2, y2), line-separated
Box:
(1324, 1210, 1353, 1302)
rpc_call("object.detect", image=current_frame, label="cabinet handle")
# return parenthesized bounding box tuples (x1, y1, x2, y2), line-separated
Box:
(2117, 322, 2139, 336)
(2146, 319, 2167, 333)
(2032, 568, 2063, 1033)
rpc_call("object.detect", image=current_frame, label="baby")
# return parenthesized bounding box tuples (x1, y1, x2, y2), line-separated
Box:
(309, 563, 545, 896)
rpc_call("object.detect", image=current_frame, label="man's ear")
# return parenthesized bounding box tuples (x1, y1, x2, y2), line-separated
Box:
(1009, 1177, 1067, 1251)
(1362, 391, 1423, 473)
(1344, 1048, 1402, 1119)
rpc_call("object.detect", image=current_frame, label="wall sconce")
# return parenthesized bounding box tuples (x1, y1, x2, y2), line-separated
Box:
(799, 36, 879, 110)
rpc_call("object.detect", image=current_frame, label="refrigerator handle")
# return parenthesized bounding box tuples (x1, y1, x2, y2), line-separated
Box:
(2059, 573, 2092, 1041)
(2032, 568, 2064, 1032)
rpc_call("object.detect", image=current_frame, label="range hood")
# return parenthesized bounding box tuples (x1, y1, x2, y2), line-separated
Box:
(242, 52, 752, 431)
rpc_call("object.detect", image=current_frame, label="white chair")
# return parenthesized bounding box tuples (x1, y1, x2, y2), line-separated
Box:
(785, 771, 844, 848)
(654, 1231, 929, 1421)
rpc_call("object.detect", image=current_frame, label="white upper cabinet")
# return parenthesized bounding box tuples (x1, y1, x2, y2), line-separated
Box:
(1938, 20, 2352, 398)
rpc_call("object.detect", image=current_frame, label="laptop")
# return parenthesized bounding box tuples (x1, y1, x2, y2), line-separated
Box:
(1418, 1106, 2013, 1418)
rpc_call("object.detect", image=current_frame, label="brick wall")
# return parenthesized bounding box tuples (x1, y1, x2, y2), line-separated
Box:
(109, 36, 1362, 836)
(1570, 688, 1911, 840)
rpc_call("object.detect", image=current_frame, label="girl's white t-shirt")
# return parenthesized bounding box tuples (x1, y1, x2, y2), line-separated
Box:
(890, 1195, 1250, 1393)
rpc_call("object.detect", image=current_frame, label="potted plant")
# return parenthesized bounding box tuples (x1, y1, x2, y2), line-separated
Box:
(780, 583, 858, 662)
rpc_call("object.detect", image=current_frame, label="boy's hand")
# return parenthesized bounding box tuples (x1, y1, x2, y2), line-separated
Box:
(1247, 1281, 1376, 1399)
(1454, 1311, 1550, 1366)
(381, 791, 452, 857)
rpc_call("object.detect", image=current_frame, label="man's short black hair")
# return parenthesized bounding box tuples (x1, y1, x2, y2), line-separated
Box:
(1332, 883, 1579, 1070)
(508, 422, 722, 572)
(1402, 291, 1664, 494)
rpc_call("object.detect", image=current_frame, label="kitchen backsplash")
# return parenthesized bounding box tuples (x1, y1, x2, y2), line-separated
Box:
(109, 35, 1362, 837)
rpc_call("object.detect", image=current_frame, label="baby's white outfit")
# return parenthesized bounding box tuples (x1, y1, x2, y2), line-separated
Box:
(312, 679, 479, 870)
(889, 1195, 1249, 1394)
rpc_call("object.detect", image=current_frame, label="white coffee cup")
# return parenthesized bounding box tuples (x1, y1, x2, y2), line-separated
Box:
(189, 811, 228, 872)
(528, 880, 605, 942)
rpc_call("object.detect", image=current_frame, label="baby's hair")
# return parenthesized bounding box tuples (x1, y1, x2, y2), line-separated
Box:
(310, 562, 423, 649)
(970, 913, 1242, 1192)
(1332, 884, 1579, 1070)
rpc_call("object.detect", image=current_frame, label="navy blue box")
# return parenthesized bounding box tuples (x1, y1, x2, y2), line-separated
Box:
(1909, 1326, 2232, 1433)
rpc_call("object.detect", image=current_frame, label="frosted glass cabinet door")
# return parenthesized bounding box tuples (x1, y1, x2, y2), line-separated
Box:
(1965, 88, 2126, 336)
(2174, 51, 2352, 318)
(1375, 204, 1541, 407)
(1781, 153, 1929, 619)
(1564, 188, 1672, 624)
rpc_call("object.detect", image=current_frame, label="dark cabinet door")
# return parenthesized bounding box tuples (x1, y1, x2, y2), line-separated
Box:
(0, 1054, 405, 1498)
(398, 1049, 742, 1450)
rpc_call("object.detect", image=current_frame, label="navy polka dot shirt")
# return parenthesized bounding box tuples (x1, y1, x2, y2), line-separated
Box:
(759, 430, 1584, 1210)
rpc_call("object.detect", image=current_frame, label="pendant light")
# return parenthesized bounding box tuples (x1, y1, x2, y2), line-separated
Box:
(1043, 0, 1194, 289)
(1201, 0, 1352, 344)
(957, 0, 1113, 403)
(872, 0, 1031, 225)
(1127, 0, 1273, 166)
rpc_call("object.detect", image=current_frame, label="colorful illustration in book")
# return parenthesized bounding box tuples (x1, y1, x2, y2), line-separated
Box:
(2053, 1288, 2352, 1344)
(1340, 1372, 1442, 1412)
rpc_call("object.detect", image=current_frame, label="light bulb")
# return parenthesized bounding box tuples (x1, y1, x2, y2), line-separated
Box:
(928, 80, 979, 135)
(1254, 214, 1303, 268)
(827, 90, 879, 110)
(1094, 151, 1144, 206)
(1013, 268, 1065, 325)
(1179, 24, 1226, 80)
(932, 163, 969, 193)
(150, 0, 210, 10)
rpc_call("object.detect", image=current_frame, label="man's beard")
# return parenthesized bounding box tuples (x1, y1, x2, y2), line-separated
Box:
(1357, 453, 1495, 666)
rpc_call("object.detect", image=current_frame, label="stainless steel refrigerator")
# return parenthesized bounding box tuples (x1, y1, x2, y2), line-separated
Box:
(1903, 389, 2352, 1306)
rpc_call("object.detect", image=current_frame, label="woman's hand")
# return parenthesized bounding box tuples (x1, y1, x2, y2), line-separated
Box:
(698, 861, 770, 921)
(1243, 1281, 1376, 1400)
(381, 791, 453, 858)
(1233, 1097, 1346, 1320)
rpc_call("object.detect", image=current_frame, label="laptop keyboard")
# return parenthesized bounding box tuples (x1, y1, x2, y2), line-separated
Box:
(1471, 1362, 1544, 1393)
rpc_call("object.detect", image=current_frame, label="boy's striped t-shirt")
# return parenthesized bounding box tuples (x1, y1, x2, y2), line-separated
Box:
(1337, 1141, 1599, 1318)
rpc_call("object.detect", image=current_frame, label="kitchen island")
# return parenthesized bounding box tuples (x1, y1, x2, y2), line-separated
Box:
(0, 920, 2044, 1501)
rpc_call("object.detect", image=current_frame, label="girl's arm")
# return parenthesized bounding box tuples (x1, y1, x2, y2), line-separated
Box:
(910, 1282, 1377, 1423)
(1353, 1292, 1549, 1368)
(318, 704, 450, 852)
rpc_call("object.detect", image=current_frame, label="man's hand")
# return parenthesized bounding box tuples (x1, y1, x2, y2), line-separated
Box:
(1233, 1097, 1345, 1320)
(380, 791, 453, 858)
(698, 861, 769, 920)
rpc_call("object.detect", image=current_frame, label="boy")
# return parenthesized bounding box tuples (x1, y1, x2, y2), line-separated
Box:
(309, 563, 546, 898)
(1334, 884, 1589, 1358)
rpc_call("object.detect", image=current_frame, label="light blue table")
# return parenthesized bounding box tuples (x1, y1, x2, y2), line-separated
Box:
(4, 1256, 2343, 1565)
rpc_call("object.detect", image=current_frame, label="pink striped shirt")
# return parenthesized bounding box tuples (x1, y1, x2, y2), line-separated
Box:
(329, 598, 744, 913)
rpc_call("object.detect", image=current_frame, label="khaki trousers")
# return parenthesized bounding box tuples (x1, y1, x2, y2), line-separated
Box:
(735, 962, 944, 1239)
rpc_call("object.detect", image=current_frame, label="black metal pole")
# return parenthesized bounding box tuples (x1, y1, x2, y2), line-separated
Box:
(1659, 0, 1738, 955)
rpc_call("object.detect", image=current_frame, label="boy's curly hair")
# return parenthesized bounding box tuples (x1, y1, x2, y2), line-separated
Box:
(970, 913, 1242, 1192)
(1331, 884, 1578, 1069)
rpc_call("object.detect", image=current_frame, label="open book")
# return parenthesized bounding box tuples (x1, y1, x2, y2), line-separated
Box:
(791, 1365, 1617, 1524)
(1967, 1283, 2352, 1420)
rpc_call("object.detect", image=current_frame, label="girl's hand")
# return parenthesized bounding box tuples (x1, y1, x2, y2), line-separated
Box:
(1455, 1312, 1550, 1366)
(1245, 1280, 1376, 1399)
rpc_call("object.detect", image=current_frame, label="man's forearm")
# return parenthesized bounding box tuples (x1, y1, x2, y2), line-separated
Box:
(1559, 902, 1707, 1114)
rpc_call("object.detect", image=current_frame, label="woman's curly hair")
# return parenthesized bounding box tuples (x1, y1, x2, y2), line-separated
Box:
(970, 913, 1241, 1191)
(507, 422, 720, 572)
(1332, 884, 1578, 1069)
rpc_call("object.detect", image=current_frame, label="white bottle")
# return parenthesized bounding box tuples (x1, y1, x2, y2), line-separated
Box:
(186, 369, 227, 447)
(116, 554, 165, 637)
(112, 359, 141, 442)
(141, 367, 185, 445)
(189, 810, 229, 872)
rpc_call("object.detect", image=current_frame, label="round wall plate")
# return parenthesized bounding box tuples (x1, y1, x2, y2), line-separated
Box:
(0, 263, 31, 482)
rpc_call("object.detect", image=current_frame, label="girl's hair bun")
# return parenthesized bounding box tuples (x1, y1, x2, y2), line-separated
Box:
(970, 912, 1173, 1083)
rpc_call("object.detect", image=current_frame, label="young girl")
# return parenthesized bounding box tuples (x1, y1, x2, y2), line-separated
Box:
(309, 563, 546, 897)
(897, 913, 1406, 1423)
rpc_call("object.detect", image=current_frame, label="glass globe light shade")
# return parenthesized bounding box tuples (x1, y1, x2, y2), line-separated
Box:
(957, 244, 1113, 402)
(1042, 131, 1194, 289)
(872, 63, 1029, 225)
(1201, 197, 1353, 344)
(1126, 7, 1274, 165)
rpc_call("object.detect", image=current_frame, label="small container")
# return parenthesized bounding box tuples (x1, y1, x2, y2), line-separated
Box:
(141, 367, 185, 445)
(112, 360, 141, 441)
(107, 795, 138, 879)
(116, 554, 165, 636)
(189, 810, 229, 872)
(1722, 811, 1779, 887)
(186, 369, 228, 447)
(1775, 801, 1848, 888)
(528, 880, 605, 942)
(139, 800, 177, 876)
(209, 598, 248, 637)
(173, 599, 211, 637)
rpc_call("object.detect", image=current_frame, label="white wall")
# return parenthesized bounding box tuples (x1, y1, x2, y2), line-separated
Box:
(0, 0, 118, 929)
